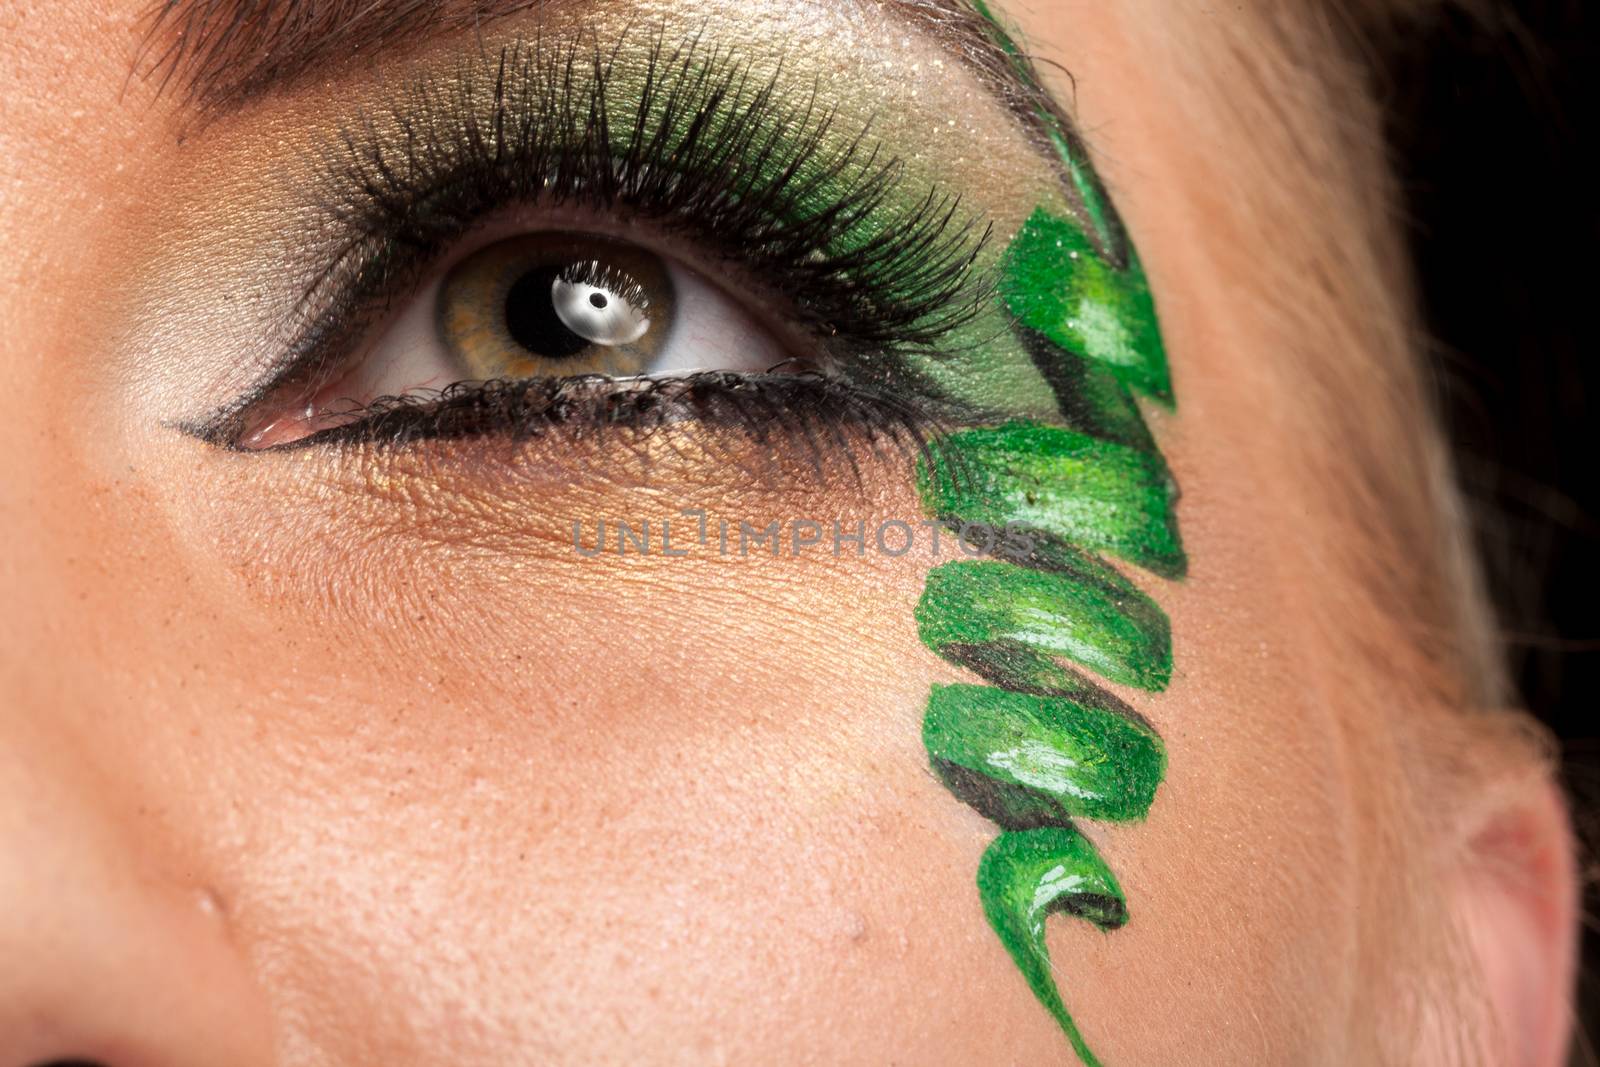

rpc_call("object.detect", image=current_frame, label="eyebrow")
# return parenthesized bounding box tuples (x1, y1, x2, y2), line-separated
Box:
(138, 0, 1051, 120)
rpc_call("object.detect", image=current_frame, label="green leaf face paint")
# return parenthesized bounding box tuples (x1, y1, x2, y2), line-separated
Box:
(979, 828, 1129, 1067)
(920, 422, 1185, 579)
(1001, 209, 1170, 402)
(909, 7, 1185, 1064)
(918, 558, 1171, 692)
(925, 684, 1166, 825)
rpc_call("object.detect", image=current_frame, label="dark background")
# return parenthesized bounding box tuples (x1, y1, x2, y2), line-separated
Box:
(1381, 0, 1596, 1058)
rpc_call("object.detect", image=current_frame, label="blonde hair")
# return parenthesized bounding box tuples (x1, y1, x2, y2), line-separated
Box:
(1122, 3, 1550, 1058)
(1252, 0, 1506, 712)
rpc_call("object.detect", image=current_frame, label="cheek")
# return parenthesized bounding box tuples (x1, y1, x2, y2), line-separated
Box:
(33, 436, 1090, 1060)
(7, 422, 1362, 1064)
(1071, 599, 1360, 1063)
(1053, 422, 1367, 1064)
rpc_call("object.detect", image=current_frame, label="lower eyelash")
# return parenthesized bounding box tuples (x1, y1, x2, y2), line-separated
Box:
(251, 371, 953, 476)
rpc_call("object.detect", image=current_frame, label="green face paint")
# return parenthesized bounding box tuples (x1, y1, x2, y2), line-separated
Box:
(918, 557, 1171, 692)
(907, 7, 1184, 1064)
(1001, 208, 1170, 402)
(979, 828, 1128, 1067)
(919, 423, 1186, 579)
(925, 684, 1165, 825)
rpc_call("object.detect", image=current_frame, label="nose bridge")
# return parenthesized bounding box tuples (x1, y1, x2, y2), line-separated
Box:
(0, 714, 275, 1067)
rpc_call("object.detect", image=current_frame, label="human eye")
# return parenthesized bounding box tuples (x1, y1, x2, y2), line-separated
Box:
(236, 228, 794, 448)
(187, 34, 1006, 452)
(119, 11, 1182, 1063)
(136, 3, 1180, 479)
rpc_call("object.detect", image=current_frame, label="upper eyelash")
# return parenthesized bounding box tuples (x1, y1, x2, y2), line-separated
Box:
(262, 30, 999, 401)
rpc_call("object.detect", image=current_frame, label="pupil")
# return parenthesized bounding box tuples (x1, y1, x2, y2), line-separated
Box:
(589, 293, 608, 309)
(503, 265, 590, 360)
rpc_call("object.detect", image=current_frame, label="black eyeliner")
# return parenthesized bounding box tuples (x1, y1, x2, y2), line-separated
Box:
(244, 372, 954, 482)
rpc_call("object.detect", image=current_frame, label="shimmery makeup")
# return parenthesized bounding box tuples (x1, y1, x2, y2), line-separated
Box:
(181, 28, 1016, 444)
(128, 2, 1182, 1056)
(908, 6, 1184, 1064)
(130, 0, 1074, 422)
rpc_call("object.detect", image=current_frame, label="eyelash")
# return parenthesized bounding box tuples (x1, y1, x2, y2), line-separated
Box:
(200, 31, 1001, 450)
(277, 371, 948, 472)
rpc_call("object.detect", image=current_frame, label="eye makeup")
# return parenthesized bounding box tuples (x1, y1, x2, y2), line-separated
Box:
(128, 2, 1185, 1060)
(190, 32, 996, 445)
(132, 0, 1090, 446)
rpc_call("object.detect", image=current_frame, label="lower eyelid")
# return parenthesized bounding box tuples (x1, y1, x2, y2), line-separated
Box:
(264, 372, 945, 470)
(212, 381, 948, 569)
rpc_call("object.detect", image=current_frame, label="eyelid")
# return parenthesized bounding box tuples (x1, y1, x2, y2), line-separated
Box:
(233, 37, 989, 395)
(251, 370, 947, 454)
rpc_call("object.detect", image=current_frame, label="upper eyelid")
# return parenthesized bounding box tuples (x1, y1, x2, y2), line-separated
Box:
(305, 35, 996, 322)
(183, 33, 1002, 443)
(137, 0, 1127, 278)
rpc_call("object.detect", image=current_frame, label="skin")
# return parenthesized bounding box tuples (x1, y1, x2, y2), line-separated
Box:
(0, 2, 1577, 1066)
